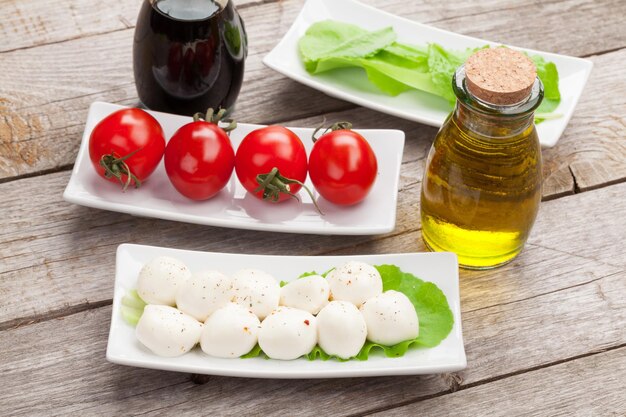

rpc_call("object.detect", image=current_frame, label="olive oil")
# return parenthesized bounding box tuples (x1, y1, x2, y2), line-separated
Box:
(420, 49, 543, 269)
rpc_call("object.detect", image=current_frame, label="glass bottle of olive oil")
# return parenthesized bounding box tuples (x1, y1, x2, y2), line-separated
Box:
(420, 48, 543, 269)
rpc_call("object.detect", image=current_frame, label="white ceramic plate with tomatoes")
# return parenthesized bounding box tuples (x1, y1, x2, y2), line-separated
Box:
(63, 102, 405, 235)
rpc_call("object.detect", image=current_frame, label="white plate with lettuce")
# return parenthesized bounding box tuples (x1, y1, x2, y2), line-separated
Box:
(107, 244, 466, 378)
(263, 0, 593, 148)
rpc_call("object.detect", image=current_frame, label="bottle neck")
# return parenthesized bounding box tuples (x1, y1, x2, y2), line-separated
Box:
(451, 65, 543, 140)
(150, 0, 229, 20)
(453, 101, 535, 139)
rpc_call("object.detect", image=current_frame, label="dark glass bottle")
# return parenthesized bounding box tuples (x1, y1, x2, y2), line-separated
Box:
(133, 0, 247, 116)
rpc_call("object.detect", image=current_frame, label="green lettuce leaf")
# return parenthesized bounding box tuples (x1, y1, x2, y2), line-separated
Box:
(299, 20, 396, 72)
(532, 55, 560, 101)
(426, 43, 476, 103)
(360, 58, 438, 96)
(299, 20, 561, 121)
(530, 55, 561, 120)
(241, 343, 264, 359)
(121, 289, 146, 326)
(354, 265, 454, 359)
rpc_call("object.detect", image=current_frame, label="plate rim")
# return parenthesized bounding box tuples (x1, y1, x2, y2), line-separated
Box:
(63, 101, 405, 235)
(106, 243, 467, 379)
(262, 0, 594, 148)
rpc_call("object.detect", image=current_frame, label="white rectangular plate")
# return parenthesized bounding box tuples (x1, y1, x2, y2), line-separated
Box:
(106, 244, 466, 379)
(263, 0, 593, 148)
(63, 102, 404, 235)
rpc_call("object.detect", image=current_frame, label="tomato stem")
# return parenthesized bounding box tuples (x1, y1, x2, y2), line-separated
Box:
(193, 107, 237, 134)
(99, 148, 143, 191)
(254, 167, 324, 215)
(312, 120, 353, 142)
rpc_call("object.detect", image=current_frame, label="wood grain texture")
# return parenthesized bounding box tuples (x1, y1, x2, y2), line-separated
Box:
(0, 304, 444, 416)
(0, 174, 421, 326)
(1, 0, 626, 414)
(370, 347, 626, 417)
(0, 0, 261, 53)
(0, 264, 623, 416)
(1, 0, 626, 188)
(3, 0, 626, 55)
(541, 49, 626, 200)
(1, 151, 625, 325)
(0, 0, 140, 53)
(0, 3, 350, 179)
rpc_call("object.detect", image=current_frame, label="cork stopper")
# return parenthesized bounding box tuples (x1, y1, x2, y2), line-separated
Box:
(465, 48, 537, 106)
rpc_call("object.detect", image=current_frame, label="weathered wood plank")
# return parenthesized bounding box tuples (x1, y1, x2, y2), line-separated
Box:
(0, 304, 448, 416)
(0, 264, 623, 416)
(0, 174, 424, 327)
(0, 0, 261, 53)
(0, 0, 140, 53)
(370, 347, 626, 417)
(541, 49, 626, 200)
(329, 231, 624, 314)
(1, 2, 624, 415)
(2, 152, 625, 327)
(3, 0, 625, 55)
(424, 0, 626, 57)
(527, 191, 626, 271)
(0, 18, 350, 178)
(2, 0, 626, 185)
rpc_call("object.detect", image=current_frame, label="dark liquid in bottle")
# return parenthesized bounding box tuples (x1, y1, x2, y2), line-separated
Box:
(133, 0, 247, 115)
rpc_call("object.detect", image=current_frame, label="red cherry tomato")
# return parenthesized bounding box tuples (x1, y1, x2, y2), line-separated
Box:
(309, 124, 378, 205)
(235, 126, 308, 203)
(164, 114, 235, 201)
(88, 108, 166, 190)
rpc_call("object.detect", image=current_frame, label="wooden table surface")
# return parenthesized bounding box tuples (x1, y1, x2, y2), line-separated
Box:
(1, 0, 625, 415)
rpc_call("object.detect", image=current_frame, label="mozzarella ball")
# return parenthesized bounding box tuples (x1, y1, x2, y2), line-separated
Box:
(200, 303, 260, 358)
(316, 301, 367, 359)
(258, 307, 317, 360)
(137, 256, 191, 306)
(359, 290, 419, 345)
(135, 305, 202, 357)
(280, 275, 330, 314)
(231, 269, 280, 320)
(175, 270, 232, 321)
(326, 261, 383, 307)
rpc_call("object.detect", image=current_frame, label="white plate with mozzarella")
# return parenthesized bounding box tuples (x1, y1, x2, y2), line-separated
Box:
(106, 243, 466, 378)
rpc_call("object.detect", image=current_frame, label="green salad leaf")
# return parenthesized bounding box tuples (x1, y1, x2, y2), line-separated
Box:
(355, 265, 454, 360)
(243, 264, 454, 361)
(298, 20, 561, 120)
(241, 343, 264, 359)
(376, 265, 455, 347)
(300, 21, 397, 73)
(531, 55, 561, 122)
(306, 345, 336, 361)
(121, 289, 146, 326)
(426, 43, 475, 103)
